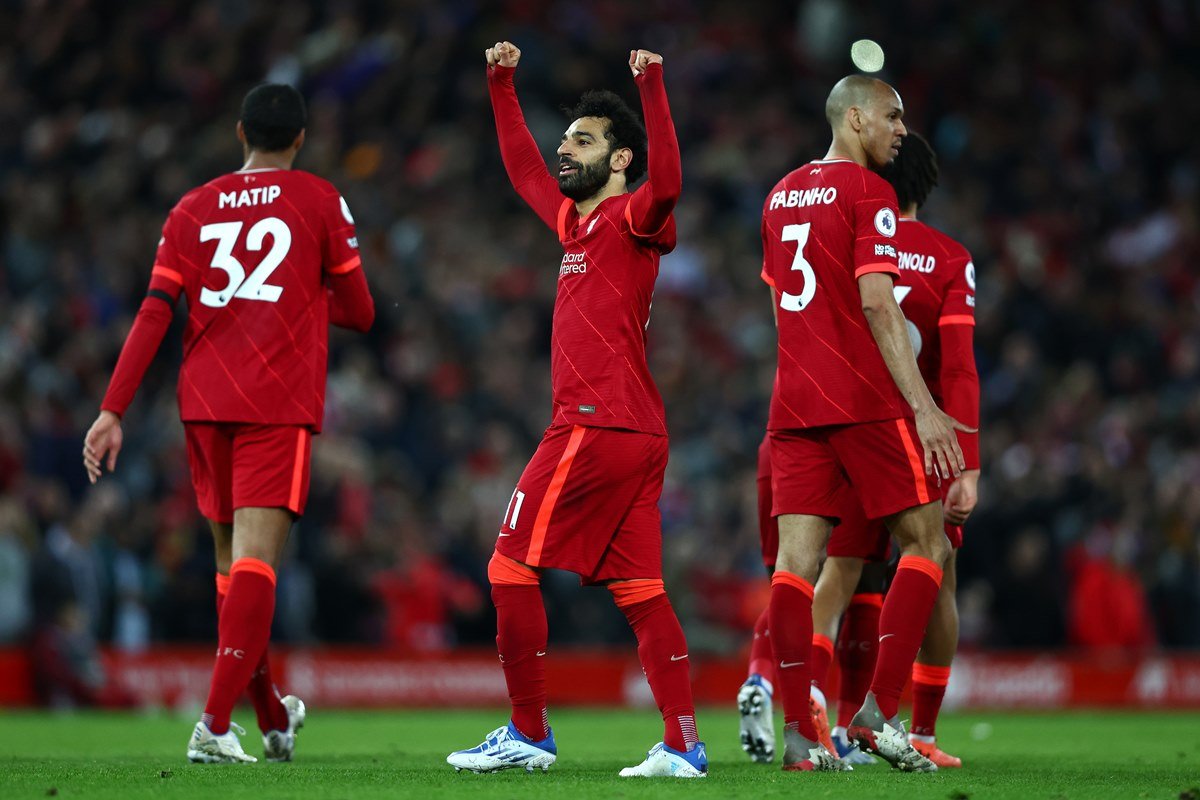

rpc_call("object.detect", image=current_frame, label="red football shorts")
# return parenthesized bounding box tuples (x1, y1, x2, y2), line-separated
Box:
(828, 469, 964, 560)
(756, 435, 779, 569)
(494, 424, 668, 584)
(184, 422, 313, 524)
(827, 494, 892, 561)
(769, 417, 940, 521)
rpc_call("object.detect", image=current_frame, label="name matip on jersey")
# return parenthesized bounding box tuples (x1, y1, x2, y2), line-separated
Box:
(761, 158, 906, 429)
(148, 168, 361, 430)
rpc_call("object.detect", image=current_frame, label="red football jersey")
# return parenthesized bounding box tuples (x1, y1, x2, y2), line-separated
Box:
(893, 217, 980, 467)
(488, 63, 679, 436)
(545, 196, 672, 434)
(761, 159, 906, 429)
(146, 169, 361, 429)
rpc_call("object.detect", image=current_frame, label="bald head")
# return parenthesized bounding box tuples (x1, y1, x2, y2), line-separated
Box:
(822, 75, 907, 170)
(825, 75, 896, 128)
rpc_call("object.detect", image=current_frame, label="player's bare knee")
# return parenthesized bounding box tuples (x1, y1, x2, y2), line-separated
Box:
(775, 547, 821, 583)
(208, 521, 234, 573)
(775, 514, 830, 582)
(887, 501, 945, 559)
(231, 507, 293, 568)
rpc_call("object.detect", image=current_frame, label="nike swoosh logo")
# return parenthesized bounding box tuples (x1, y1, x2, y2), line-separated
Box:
(536, 651, 546, 656)
(670, 654, 688, 661)
(779, 660, 804, 669)
(878, 633, 895, 642)
(497, 533, 510, 537)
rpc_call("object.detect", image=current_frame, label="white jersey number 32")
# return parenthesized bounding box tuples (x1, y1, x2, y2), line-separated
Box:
(199, 217, 292, 308)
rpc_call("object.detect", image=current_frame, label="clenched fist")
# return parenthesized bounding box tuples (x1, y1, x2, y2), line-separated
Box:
(486, 41, 521, 69)
(629, 49, 663, 77)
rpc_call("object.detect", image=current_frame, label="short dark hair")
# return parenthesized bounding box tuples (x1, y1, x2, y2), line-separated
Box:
(240, 84, 306, 153)
(885, 131, 939, 210)
(563, 90, 647, 184)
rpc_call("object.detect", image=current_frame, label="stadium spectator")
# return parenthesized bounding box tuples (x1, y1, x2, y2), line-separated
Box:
(0, 1, 1195, 668)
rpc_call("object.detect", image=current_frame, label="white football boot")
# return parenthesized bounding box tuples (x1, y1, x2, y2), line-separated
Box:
(262, 694, 307, 762)
(619, 741, 708, 778)
(737, 674, 775, 763)
(447, 721, 557, 773)
(187, 721, 257, 764)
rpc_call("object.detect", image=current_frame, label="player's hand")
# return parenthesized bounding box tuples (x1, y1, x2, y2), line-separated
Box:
(83, 410, 123, 484)
(629, 49, 663, 77)
(914, 405, 974, 479)
(486, 41, 521, 69)
(943, 469, 980, 525)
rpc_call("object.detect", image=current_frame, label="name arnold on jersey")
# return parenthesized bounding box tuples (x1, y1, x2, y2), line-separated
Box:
(898, 251, 935, 273)
(219, 185, 282, 209)
(768, 186, 837, 211)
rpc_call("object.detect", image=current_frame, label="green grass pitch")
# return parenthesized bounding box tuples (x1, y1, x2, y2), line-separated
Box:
(2, 708, 1197, 799)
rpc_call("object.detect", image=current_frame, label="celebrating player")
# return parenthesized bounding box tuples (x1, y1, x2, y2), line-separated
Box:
(446, 42, 705, 778)
(809, 131, 980, 768)
(759, 75, 972, 772)
(82, 84, 374, 764)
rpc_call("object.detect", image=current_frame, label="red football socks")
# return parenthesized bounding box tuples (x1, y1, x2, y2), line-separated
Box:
(617, 591, 698, 752)
(747, 606, 775, 685)
(871, 556, 942, 719)
(492, 584, 549, 741)
(836, 592, 882, 728)
(911, 663, 951, 737)
(203, 558, 277, 735)
(810, 633, 834, 695)
(769, 571, 817, 741)
(216, 574, 289, 734)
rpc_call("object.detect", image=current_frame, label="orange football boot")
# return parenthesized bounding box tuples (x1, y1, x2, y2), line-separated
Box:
(910, 737, 962, 768)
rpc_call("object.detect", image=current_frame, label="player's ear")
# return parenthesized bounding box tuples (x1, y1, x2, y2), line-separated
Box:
(847, 106, 863, 133)
(293, 129, 306, 152)
(610, 146, 632, 173)
(236, 120, 247, 145)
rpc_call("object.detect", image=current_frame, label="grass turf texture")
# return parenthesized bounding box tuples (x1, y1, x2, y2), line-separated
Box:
(1, 708, 1197, 799)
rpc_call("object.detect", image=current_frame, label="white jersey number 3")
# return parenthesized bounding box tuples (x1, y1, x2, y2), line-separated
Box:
(778, 223, 817, 312)
(199, 217, 292, 308)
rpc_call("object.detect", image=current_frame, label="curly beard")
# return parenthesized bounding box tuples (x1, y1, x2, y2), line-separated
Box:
(556, 154, 611, 201)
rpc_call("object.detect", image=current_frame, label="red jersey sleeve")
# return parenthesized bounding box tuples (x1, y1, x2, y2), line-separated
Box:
(100, 212, 184, 416)
(147, 209, 188, 301)
(487, 65, 563, 232)
(623, 64, 679, 252)
(938, 251, 979, 468)
(320, 189, 374, 331)
(853, 175, 901, 280)
(759, 214, 776, 288)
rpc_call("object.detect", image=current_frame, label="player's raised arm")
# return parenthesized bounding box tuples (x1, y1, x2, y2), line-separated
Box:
(486, 41, 563, 231)
(625, 50, 680, 238)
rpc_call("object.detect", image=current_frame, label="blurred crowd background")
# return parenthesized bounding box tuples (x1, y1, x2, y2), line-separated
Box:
(3, 0, 1199, 690)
